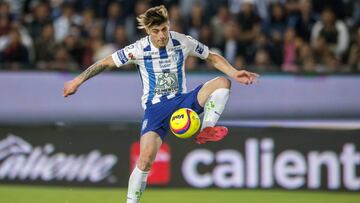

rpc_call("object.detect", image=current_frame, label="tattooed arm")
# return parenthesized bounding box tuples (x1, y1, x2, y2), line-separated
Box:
(63, 55, 116, 97)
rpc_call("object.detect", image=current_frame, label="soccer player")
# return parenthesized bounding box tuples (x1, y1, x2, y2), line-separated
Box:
(63, 5, 258, 203)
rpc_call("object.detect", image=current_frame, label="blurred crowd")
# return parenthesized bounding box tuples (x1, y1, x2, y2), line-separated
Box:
(0, 0, 359, 73)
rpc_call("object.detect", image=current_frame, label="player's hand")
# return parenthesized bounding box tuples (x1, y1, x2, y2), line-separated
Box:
(231, 70, 259, 85)
(63, 78, 81, 97)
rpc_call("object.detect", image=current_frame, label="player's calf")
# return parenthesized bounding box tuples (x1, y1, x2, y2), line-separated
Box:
(201, 86, 230, 130)
(137, 157, 154, 171)
(196, 77, 231, 144)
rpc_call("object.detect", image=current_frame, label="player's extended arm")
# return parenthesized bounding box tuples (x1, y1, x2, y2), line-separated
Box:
(63, 55, 116, 97)
(206, 51, 259, 85)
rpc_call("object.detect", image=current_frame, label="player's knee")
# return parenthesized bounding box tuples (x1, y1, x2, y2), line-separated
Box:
(137, 157, 154, 171)
(215, 76, 231, 89)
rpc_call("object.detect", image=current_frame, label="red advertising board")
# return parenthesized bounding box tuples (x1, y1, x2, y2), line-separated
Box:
(130, 142, 171, 185)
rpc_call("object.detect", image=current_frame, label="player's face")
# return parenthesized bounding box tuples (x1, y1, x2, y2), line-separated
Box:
(147, 22, 170, 48)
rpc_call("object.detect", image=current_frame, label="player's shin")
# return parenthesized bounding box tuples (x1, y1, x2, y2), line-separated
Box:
(126, 166, 149, 203)
(201, 88, 230, 130)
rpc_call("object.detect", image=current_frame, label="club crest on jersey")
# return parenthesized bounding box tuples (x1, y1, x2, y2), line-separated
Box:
(195, 42, 204, 55)
(171, 51, 180, 62)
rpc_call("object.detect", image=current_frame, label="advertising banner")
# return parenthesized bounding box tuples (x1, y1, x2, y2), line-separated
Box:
(175, 127, 360, 191)
(1, 72, 360, 124)
(0, 125, 359, 191)
(0, 126, 135, 187)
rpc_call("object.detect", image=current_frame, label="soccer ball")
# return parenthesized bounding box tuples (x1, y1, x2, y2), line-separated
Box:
(170, 108, 201, 139)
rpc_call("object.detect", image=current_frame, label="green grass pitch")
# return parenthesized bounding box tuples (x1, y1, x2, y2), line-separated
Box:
(1, 185, 359, 203)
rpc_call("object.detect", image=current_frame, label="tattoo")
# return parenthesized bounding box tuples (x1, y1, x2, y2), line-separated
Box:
(79, 61, 109, 82)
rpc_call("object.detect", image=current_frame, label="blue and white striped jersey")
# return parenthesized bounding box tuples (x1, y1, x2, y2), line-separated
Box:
(111, 31, 209, 110)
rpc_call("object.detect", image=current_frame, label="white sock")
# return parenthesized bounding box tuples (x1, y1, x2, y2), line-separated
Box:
(201, 88, 230, 130)
(126, 166, 149, 203)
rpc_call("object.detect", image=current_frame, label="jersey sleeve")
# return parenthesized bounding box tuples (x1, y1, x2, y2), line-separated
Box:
(185, 35, 209, 59)
(111, 43, 138, 67)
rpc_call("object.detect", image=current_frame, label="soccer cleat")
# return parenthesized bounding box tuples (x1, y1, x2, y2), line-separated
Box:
(195, 126, 229, 144)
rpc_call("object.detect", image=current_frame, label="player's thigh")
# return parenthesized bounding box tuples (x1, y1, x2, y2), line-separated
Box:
(138, 131, 162, 169)
(197, 76, 231, 107)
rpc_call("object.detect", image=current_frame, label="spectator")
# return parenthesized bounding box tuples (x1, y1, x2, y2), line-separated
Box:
(254, 48, 276, 72)
(63, 32, 84, 65)
(237, 0, 261, 61)
(266, 3, 287, 43)
(284, 0, 302, 18)
(297, 42, 316, 72)
(53, 3, 80, 42)
(210, 4, 231, 46)
(0, 0, 357, 73)
(2, 0, 27, 19)
(311, 8, 349, 57)
(47, 45, 79, 71)
(35, 23, 56, 69)
(125, 0, 149, 43)
(0, 1, 11, 36)
(180, 0, 207, 18)
(169, 4, 184, 33)
(185, 3, 206, 39)
(9, 21, 34, 64)
(114, 25, 129, 49)
(92, 39, 116, 62)
(79, 8, 99, 38)
(289, 0, 318, 42)
(199, 24, 213, 48)
(185, 56, 199, 71)
(220, 21, 240, 65)
(88, 23, 104, 40)
(352, 0, 360, 28)
(82, 23, 106, 67)
(282, 28, 299, 72)
(248, 33, 278, 69)
(25, 2, 51, 40)
(229, 0, 269, 20)
(196, 24, 213, 68)
(0, 28, 29, 69)
(348, 28, 360, 72)
(312, 0, 346, 19)
(312, 35, 340, 72)
(104, 2, 124, 43)
(206, 0, 229, 20)
(234, 54, 246, 70)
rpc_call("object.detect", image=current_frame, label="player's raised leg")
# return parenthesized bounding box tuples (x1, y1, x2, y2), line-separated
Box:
(196, 76, 231, 144)
(127, 132, 162, 203)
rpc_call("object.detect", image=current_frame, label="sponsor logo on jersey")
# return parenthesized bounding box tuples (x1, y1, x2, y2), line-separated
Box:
(160, 58, 171, 69)
(155, 73, 179, 95)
